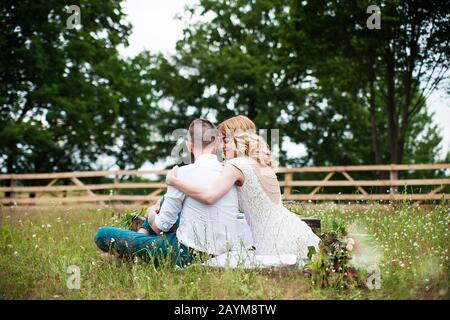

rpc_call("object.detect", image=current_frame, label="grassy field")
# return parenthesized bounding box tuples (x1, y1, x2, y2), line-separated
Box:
(0, 203, 448, 300)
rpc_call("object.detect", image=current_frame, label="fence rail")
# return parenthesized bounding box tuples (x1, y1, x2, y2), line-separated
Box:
(0, 163, 449, 206)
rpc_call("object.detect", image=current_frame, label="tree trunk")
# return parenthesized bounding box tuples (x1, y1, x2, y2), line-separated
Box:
(386, 48, 399, 164)
(398, 111, 409, 165)
(398, 34, 418, 165)
(5, 154, 14, 198)
(369, 63, 382, 165)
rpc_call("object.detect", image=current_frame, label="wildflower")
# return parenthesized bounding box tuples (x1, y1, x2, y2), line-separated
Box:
(32, 234, 36, 238)
(14, 251, 18, 256)
(345, 237, 355, 251)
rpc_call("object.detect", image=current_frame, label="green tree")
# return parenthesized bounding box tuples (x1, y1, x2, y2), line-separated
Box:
(153, 0, 449, 167)
(0, 0, 158, 174)
(287, 0, 450, 165)
(151, 0, 303, 152)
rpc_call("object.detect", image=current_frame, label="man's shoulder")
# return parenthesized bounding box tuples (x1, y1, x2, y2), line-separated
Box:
(176, 163, 200, 178)
(176, 160, 223, 178)
(175, 164, 192, 178)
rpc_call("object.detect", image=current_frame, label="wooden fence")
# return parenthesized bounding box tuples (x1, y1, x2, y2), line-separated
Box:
(0, 163, 449, 206)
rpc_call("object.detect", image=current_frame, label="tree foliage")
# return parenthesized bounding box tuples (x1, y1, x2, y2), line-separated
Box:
(1, 0, 449, 176)
(155, 0, 449, 166)
(0, 0, 159, 173)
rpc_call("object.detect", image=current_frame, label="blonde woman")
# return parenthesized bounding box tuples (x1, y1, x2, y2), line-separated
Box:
(166, 115, 320, 267)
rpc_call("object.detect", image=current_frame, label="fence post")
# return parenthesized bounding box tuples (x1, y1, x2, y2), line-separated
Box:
(390, 167, 398, 194)
(10, 177, 16, 199)
(284, 172, 293, 199)
(113, 173, 119, 196)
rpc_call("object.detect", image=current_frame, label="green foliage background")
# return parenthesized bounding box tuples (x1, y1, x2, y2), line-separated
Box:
(1, 0, 449, 177)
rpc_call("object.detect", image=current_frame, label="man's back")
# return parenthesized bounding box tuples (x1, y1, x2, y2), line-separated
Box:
(155, 154, 253, 256)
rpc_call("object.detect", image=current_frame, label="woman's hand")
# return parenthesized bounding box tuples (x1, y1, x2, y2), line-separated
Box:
(166, 165, 179, 186)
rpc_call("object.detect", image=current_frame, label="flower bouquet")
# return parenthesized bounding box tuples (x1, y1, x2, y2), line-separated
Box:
(304, 220, 370, 290)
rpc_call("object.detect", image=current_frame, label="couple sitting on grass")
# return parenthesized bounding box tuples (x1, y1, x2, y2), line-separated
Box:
(94, 116, 320, 269)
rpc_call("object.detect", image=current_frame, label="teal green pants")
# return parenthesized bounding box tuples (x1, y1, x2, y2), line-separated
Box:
(94, 226, 193, 267)
(94, 195, 192, 267)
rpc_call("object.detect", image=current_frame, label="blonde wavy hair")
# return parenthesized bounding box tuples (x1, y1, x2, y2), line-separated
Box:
(218, 115, 278, 168)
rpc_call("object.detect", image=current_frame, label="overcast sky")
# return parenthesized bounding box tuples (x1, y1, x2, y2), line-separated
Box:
(118, 0, 450, 168)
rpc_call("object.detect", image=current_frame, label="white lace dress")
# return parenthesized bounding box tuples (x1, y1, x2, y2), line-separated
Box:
(204, 157, 320, 269)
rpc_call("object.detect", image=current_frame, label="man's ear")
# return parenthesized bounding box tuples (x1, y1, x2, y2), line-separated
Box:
(211, 139, 219, 154)
(186, 139, 193, 154)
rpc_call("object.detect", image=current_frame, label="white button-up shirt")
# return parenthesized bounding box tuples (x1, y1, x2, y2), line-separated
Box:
(155, 154, 254, 256)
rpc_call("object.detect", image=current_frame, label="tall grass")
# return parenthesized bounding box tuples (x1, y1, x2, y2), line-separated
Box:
(0, 203, 448, 299)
